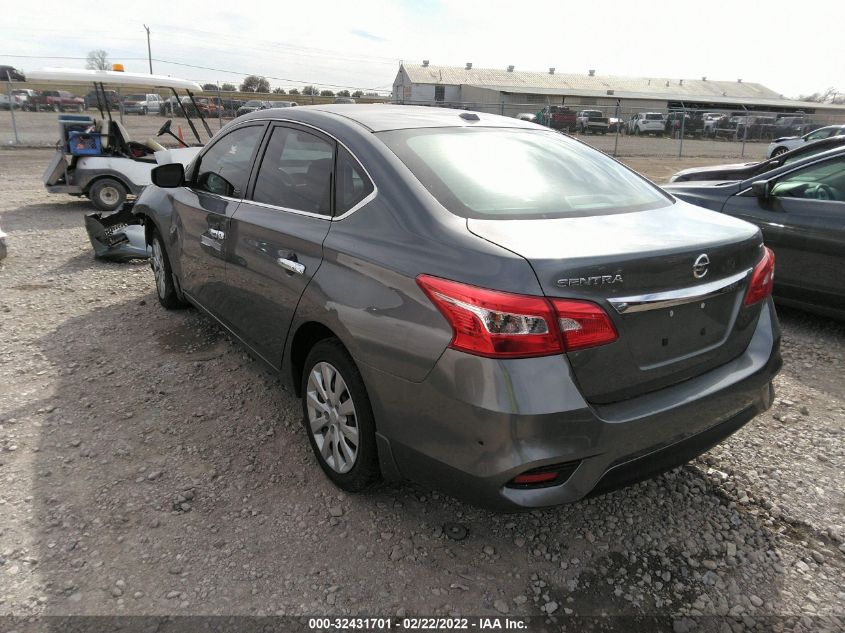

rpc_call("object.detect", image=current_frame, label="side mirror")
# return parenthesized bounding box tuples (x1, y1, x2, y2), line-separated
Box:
(751, 180, 770, 199)
(151, 163, 185, 188)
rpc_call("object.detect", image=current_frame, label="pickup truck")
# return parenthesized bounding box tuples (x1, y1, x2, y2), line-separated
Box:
(577, 110, 609, 134)
(84, 89, 121, 110)
(536, 105, 577, 131)
(665, 112, 704, 138)
(701, 113, 724, 137)
(771, 116, 821, 138)
(36, 90, 85, 113)
(11, 89, 39, 111)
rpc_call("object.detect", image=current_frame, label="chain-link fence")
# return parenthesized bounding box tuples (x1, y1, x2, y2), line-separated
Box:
(0, 82, 384, 148)
(4, 79, 844, 164)
(394, 99, 845, 161)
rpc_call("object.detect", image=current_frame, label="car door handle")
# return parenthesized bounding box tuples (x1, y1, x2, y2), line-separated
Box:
(277, 257, 305, 275)
(208, 228, 225, 240)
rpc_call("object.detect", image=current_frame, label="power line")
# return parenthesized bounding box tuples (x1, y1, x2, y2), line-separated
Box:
(0, 53, 393, 93)
(0, 54, 149, 60)
(150, 58, 390, 92)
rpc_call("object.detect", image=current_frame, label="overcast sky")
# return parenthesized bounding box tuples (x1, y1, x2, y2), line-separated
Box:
(1, 0, 841, 97)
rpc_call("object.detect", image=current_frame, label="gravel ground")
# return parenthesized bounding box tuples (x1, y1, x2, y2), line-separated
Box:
(1, 109, 769, 160)
(0, 148, 843, 631)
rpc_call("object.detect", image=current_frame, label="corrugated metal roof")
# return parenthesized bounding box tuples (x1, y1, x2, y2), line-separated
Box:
(466, 84, 845, 110)
(401, 64, 783, 101)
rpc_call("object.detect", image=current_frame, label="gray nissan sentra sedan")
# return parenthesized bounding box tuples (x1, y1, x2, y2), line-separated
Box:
(135, 105, 781, 510)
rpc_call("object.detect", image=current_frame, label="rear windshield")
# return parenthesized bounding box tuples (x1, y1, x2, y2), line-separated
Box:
(125, 94, 145, 101)
(645, 113, 663, 120)
(378, 128, 670, 219)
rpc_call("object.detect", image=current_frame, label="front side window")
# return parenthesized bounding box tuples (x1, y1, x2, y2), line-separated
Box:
(379, 127, 671, 219)
(251, 126, 335, 215)
(194, 125, 264, 198)
(772, 157, 845, 201)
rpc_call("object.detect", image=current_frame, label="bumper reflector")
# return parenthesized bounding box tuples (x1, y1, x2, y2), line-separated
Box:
(506, 460, 581, 489)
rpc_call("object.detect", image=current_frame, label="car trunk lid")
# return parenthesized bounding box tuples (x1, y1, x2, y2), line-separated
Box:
(467, 200, 764, 403)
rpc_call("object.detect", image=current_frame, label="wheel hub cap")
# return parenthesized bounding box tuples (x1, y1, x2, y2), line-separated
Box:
(306, 361, 359, 474)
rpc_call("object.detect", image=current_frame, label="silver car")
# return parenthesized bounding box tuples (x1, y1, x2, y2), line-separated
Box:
(767, 124, 845, 157)
(135, 105, 781, 510)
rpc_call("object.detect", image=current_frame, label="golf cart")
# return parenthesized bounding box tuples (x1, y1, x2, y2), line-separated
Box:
(29, 67, 213, 211)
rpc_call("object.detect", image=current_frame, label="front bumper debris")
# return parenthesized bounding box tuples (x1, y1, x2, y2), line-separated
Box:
(84, 204, 150, 262)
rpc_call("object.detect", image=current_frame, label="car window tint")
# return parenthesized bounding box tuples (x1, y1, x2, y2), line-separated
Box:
(335, 147, 374, 214)
(806, 129, 831, 141)
(772, 157, 845, 201)
(379, 127, 669, 219)
(194, 125, 263, 198)
(252, 126, 334, 215)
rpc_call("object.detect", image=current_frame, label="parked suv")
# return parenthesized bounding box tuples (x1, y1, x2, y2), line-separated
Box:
(135, 105, 781, 510)
(122, 93, 161, 115)
(629, 112, 665, 136)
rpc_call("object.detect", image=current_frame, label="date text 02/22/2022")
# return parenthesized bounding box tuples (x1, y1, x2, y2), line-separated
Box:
(307, 617, 528, 630)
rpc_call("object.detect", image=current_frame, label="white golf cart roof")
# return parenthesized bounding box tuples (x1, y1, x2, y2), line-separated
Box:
(26, 68, 202, 91)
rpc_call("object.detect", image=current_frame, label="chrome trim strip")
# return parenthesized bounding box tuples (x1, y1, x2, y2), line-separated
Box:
(182, 187, 242, 204)
(223, 117, 379, 221)
(608, 269, 750, 314)
(244, 198, 331, 220)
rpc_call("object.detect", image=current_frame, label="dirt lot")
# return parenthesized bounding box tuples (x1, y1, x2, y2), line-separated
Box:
(0, 148, 843, 630)
(1, 109, 769, 161)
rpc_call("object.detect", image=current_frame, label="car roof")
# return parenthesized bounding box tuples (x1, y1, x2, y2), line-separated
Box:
(741, 145, 845, 187)
(240, 104, 540, 132)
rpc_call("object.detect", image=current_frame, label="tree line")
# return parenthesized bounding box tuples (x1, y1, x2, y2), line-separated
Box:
(84, 51, 378, 98)
(203, 76, 377, 98)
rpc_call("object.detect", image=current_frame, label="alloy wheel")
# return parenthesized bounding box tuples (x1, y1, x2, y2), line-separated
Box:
(306, 362, 359, 474)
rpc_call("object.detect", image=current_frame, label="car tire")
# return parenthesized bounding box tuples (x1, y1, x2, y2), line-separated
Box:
(772, 147, 789, 157)
(301, 338, 381, 493)
(141, 107, 147, 115)
(149, 229, 187, 309)
(88, 178, 127, 212)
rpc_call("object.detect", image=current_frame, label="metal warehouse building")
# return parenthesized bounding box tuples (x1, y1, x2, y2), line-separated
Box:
(393, 62, 845, 122)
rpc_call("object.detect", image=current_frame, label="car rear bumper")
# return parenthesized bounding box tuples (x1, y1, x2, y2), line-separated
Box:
(364, 299, 780, 510)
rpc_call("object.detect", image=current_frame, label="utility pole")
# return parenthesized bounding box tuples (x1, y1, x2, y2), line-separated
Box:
(143, 25, 152, 74)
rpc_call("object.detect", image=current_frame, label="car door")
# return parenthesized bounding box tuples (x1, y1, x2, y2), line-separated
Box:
(222, 123, 338, 367)
(722, 155, 845, 310)
(171, 123, 265, 311)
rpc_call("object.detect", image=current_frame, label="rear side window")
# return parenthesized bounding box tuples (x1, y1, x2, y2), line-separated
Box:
(194, 125, 264, 198)
(379, 128, 670, 219)
(336, 147, 374, 214)
(251, 126, 335, 215)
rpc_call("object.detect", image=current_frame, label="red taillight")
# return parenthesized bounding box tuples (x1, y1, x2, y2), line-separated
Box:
(743, 247, 775, 306)
(551, 299, 619, 351)
(416, 275, 618, 358)
(416, 275, 561, 358)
